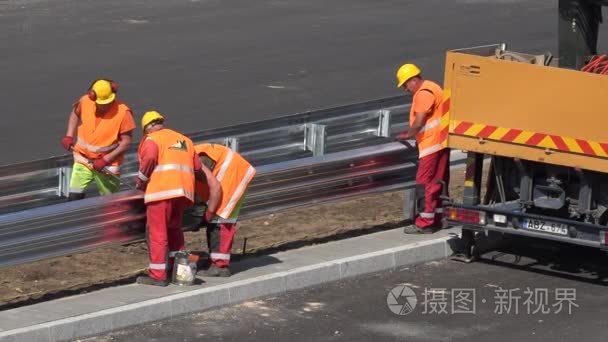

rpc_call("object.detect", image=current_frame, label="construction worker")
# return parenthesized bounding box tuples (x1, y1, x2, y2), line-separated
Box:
(135, 111, 221, 286)
(395, 64, 450, 234)
(193, 143, 256, 277)
(60, 79, 136, 200)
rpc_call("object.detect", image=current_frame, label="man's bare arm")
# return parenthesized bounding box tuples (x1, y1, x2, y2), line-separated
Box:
(65, 110, 79, 137)
(197, 164, 222, 213)
(405, 111, 429, 138)
(103, 133, 132, 163)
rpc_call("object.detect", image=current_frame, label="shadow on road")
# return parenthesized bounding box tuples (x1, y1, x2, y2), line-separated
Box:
(472, 233, 608, 285)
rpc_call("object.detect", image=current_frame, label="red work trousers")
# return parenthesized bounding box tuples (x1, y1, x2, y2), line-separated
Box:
(415, 148, 450, 229)
(206, 222, 237, 268)
(146, 197, 189, 281)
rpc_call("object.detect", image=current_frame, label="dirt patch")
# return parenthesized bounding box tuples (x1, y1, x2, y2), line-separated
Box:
(0, 166, 480, 309)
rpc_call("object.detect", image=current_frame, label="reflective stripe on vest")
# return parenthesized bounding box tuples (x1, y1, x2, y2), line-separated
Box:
(73, 153, 90, 166)
(144, 189, 194, 203)
(216, 149, 234, 182)
(419, 143, 444, 159)
(75, 138, 118, 153)
(218, 165, 256, 218)
(419, 118, 441, 134)
(154, 164, 194, 173)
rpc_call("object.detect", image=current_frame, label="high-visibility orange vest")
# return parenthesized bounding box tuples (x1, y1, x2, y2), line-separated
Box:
(194, 144, 256, 219)
(139, 129, 196, 204)
(73, 95, 130, 174)
(409, 80, 446, 159)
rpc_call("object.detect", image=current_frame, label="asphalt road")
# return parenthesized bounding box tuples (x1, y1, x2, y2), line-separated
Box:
(2, 0, 598, 164)
(85, 236, 608, 342)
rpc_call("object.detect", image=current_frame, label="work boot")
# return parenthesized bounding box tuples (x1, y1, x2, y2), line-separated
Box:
(403, 225, 439, 234)
(197, 265, 231, 277)
(136, 276, 169, 287)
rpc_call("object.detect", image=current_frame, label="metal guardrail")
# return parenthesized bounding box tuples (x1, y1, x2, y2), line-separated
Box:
(0, 96, 408, 214)
(0, 96, 466, 268)
(0, 142, 419, 268)
(241, 142, 418, 218)
(0, 191, 145, 268)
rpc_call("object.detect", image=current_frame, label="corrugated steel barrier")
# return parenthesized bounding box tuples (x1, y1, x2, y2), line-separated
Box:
(0, 96, 465, 268)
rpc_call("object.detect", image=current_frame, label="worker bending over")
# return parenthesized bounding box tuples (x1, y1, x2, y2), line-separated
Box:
(395, 64, 450, 234)
(135, 111, 221, 286)
(61, 79, 135, 199)
(194, 143, 256, 277)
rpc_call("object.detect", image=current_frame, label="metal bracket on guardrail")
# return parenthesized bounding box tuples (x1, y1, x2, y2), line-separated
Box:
(57, 166, 72, 197)
(224, 137, 239, 152)
(376, 109, 391, 138)
(304, 123, 326, 156)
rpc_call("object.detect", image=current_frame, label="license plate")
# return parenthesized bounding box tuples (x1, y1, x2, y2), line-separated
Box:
(522, 219, 568, 236)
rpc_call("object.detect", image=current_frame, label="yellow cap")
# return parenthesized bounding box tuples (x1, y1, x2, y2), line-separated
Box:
(395, 63, 421, 88)
(91, 80, 116, 104)
(141, 111, 165, 133)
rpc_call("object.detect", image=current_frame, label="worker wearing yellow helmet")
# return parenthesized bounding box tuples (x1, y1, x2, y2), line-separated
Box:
(60, 79, 136, 200)
(135, 111, 222, 286)
(395, 63, 451, 234)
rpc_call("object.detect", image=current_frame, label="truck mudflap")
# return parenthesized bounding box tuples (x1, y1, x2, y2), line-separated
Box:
(445, 203, 608, 250)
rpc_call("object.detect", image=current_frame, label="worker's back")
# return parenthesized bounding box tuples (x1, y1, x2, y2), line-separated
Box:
(142, 128, 196, 204)
(194, 143, 256, 219)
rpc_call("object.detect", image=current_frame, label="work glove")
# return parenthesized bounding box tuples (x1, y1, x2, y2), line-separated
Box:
(60, 136, 74, 151)
(92, 157, 109, 172)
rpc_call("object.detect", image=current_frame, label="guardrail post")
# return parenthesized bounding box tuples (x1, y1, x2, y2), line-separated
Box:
(403, 187, 416, 221)
(224, 137, 239, 152)
(376, 109, 391, 138)
(304, 123, 326, 156)
(58, 166, 72, 197)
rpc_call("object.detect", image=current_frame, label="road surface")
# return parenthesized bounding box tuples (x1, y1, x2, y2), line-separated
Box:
(85, 235, 608, 341)
(2, 0, 600, 164)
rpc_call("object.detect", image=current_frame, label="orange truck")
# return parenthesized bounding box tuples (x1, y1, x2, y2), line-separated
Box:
(443, 0, 608, 258)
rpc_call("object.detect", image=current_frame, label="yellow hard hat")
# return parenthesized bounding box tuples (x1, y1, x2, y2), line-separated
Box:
(395, 63, 421, 88)
(141, 111, 165, 133)
(89, 79, 117, 105)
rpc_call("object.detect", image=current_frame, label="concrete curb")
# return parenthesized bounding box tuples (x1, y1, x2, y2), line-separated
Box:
(0, 235, 456, 342)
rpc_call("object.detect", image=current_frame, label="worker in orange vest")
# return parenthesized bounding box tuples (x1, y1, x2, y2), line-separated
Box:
(193, 143, 256, 277)
(395, 64, 450, 234)
(135, 111, 221, 286)
(60, 79, 136, 200)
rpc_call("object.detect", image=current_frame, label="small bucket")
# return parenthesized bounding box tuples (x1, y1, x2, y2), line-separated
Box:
(171, 251, 199, 286)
